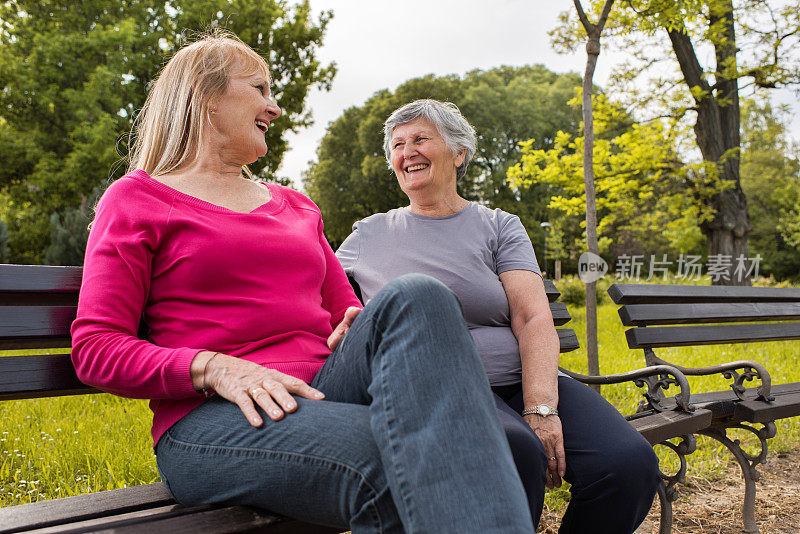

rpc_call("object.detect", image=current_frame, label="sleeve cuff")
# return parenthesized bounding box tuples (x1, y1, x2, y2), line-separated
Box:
(165, 348, 205, 397)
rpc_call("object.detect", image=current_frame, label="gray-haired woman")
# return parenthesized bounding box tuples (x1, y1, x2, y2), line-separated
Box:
(336, 99, 661, 533)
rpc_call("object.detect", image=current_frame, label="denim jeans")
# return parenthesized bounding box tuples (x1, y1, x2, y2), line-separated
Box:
(156, 274, 534, 533)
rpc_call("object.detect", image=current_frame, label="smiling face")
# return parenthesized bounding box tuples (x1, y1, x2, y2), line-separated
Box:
(389, 118, 465, 198)
(209, 69, 281, 165)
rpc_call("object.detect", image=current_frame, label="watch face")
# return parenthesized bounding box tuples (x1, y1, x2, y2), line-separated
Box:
(539, 405, 551, 416)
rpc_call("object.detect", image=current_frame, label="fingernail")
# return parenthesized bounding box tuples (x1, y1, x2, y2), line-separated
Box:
(271, 409, 282, 418)
(286, 402, 296, 411)
(315, 391, 325, 399)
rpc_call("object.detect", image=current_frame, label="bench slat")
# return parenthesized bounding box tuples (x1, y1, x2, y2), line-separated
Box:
(557, 329, 579, 353)
(543, 279, 560, 302)
(86, 507, 339, 534)
(550, 302, 569, 326)
(627, 408, 713, 445)
(625, 322, 800, 349)
(0, 306, 77, 339)
(609, 283, 800, 305)
(0, 483, 339, 534)
(0, 483, 174, 533)
(619, 302, 800, 326)
(89, 506, 341, 534)
(0, 265, 82, 293)
(735, 391, 800, 423)
(0, 354, 96, 400)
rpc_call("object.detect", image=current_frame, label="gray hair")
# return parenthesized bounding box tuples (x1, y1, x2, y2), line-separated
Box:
(383, 99, 477, 182)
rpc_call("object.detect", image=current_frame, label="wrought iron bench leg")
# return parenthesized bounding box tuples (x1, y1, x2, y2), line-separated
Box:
(699, 422, 777, 534)
(654, 434, 696, 534)
(656, 481, 673, 534)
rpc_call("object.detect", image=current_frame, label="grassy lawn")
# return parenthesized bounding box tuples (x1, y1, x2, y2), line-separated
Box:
(2, 303, 799, 509)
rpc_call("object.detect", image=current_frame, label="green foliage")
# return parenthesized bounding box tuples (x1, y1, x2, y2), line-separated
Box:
(44, 188, 102, 266)
(508, 93, 713, 261)
(0, 0, 334, 263)
(554, 275, 610, 306)
(303, 66, 582, 247)
(740, 99, 800, 281)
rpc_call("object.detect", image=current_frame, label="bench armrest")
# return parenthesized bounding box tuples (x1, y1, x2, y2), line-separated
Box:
(644, 351, 773, 402)
(559, 364, 693, 413)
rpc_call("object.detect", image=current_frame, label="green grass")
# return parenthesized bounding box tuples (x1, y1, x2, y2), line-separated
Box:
(1, 349, 158, 506)
(1, 306, 799, 508)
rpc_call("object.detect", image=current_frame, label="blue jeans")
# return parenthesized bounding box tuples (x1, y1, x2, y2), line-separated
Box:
(493, 378, 661, 533)
(156, 274, 534, 533)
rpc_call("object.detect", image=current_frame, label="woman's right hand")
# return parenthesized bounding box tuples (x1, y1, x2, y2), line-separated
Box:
(192, 351, 325, 427)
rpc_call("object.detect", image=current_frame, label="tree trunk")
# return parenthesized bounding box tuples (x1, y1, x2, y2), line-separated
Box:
(582, 38, 601, 388)
(573, 0, 614, 388)
(667, 0, 751, 285)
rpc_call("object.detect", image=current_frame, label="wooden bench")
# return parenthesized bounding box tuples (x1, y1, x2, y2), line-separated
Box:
(0, 264, 341, 534)
(0, 263, 701, 533)
(609, 282, 800, 534)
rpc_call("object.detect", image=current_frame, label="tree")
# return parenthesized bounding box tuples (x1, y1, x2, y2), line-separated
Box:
(304, 66, 582, 247)
(740, 99, 800, 280)
(570, 0, 614, 382)
(552, 0, 800, 285)
(0, 0, 334, 263)
(509, 95, 709, 268)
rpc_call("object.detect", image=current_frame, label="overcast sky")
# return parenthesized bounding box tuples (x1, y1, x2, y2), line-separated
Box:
(276, 0, 800, 186)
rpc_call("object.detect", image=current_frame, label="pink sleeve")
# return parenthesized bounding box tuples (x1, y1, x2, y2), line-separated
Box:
(318, 218, 362, 328)
(70, 180, 200, 400)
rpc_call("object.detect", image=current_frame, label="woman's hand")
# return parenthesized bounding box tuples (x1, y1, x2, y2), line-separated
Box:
(524, 414, 566, 489)
(194, 351, 325, 427)
(327, 306, 362, 351)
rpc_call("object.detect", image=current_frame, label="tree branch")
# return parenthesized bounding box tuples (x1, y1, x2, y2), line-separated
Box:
(572, 0, 595, 34)
(667, 27, 710, 98)
(597, 0, 615, 33)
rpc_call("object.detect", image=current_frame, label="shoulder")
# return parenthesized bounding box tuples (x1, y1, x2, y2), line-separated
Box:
(464, 204, 523, 231)
(272, 184, 321, 215)
(98, 170, 171, 215)
(352, 208, 406, 232)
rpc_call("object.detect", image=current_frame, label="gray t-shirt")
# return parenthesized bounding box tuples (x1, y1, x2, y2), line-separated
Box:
(336, 203, 541, 386)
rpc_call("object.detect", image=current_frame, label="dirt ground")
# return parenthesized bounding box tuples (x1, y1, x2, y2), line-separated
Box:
(538, 446, 800, 534)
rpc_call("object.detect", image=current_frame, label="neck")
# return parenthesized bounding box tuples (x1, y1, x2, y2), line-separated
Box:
(407, 189, 469, 217)
(171, 149, 246, 185)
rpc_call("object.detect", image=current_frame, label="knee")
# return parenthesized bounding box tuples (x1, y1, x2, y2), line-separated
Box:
(605, 437, 661, 497)
(385, 273, 456, 300)
(374, 273, 463, 316)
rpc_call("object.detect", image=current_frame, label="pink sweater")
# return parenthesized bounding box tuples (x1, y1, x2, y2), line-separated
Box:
(71, 170, 361, 446)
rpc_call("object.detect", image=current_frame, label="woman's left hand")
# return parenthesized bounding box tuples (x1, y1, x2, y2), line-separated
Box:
(327, 306, 362, 350)
(524, 414, 566, 489)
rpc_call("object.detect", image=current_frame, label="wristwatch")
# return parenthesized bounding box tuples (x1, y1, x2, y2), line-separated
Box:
(522, 404, 559, 417)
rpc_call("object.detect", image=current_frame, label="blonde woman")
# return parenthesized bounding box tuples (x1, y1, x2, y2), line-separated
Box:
(70, 32, 536, 533)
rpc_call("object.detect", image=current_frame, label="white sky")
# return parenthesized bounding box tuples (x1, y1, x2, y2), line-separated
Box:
(277, 0, 800, 185)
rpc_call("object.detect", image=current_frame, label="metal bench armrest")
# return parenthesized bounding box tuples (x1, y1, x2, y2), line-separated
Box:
(559, 364, 693, 413)
(644, 350, 773, 402)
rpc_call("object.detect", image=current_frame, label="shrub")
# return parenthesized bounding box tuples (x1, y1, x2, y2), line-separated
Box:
(554, 275, 610, 305)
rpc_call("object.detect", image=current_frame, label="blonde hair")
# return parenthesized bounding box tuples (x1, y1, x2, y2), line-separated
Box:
(128, 30, 271, 178)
